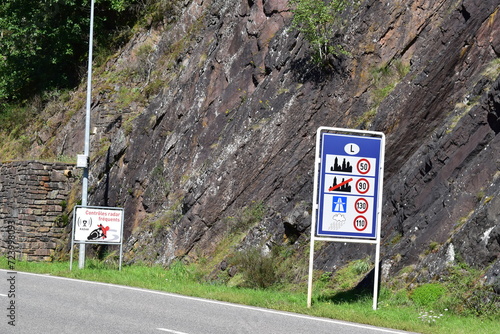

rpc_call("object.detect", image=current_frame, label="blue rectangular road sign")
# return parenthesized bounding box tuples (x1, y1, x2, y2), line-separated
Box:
(317, 131, 384, 238)
(308, 127, 385, 310)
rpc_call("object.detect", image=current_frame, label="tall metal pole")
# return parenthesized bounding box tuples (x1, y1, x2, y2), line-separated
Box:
(79, 0, 95, 269)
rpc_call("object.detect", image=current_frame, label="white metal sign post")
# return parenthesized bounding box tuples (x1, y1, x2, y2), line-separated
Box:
(70, 205, 125, 271)
(307, 127, 385, 310)
(79, 0, 96, 270)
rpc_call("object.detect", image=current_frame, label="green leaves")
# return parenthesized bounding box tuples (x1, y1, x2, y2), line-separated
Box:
(289, 0, 354, 65)
(0, 0, 135, 103)
(0, 0, 89, 100)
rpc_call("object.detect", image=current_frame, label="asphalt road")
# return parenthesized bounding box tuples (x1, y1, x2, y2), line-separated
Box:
(0, 269, 414, 334)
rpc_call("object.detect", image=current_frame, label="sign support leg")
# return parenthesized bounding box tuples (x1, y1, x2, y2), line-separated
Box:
(372, 238, 381, 310)
(70, 241, 74, 271)
(307, 237, 315, 308)
(119, 243, 123, 271)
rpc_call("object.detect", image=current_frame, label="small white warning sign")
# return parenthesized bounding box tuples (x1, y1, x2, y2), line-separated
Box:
(74, 206, 124, 243)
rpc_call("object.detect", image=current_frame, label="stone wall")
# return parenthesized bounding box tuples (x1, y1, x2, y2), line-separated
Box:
(0, 161, 76, 261)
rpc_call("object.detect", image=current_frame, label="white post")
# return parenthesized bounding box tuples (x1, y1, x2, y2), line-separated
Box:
(372, 134, 385, 310)
(372, 240, 381, 310)
(79, 0, 95, 269)
(307, 235, 315, 308)
(307, 128, 323, 308)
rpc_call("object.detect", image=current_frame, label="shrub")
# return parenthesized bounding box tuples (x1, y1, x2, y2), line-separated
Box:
(231, 247, 278, 289)
(442, 265, 500, 318)
(289, 0, 358, 64)
(411, 283, 447, 308)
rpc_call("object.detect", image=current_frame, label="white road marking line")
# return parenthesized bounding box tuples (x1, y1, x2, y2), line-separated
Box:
(1, 269, 410, 334)
(157, 328, 189, 334)
(0, 293, 7, 297)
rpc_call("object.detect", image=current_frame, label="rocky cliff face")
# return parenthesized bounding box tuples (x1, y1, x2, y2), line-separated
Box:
(32, 0, 500, 287)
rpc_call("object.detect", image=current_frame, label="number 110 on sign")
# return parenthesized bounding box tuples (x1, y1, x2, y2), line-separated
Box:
(354, 216, 368, 231)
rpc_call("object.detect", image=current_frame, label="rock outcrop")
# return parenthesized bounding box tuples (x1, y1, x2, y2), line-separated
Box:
(28, 0, 500, 287)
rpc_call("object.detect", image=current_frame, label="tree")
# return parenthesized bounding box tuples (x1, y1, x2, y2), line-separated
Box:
(0, 0, 132, 102)
(289, 0, 354, 64)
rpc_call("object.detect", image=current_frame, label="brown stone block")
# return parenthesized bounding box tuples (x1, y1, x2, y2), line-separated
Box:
(39, 227, 50, 233)
(35, 249, 51, 256)
(31, 193, 48, 200)
(28, 162, 45, 170)
(50, 171, 68, 182)
(19, 215, 37, 221)
(33, 242, 44, 249)
(46, 242, 57, 249)
(42, 205, 55, 212)
(48, 182, 65, 189)
(19, 208, 34, 215)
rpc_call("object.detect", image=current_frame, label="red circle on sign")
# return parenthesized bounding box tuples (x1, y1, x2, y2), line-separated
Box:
(354, 216, 368, 231)
(355, 198, 369, 214)
(355, 178, 369, 194)
(357, 159, 370, 174)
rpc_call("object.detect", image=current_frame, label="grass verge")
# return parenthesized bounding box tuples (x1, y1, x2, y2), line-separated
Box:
(1, 257, 498, 333)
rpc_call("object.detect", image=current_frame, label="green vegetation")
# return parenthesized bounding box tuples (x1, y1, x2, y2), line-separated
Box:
(351, 59, 410, 129)
(411, 283, 447, 308)
(441, 264, 499, 318)
(1, 256, 498, 334)
(230, 247, 279, 289)
(0, 102, 34, 159)
(0, 0, 136, 103)
(370, 59, 410, 106)
(483, 58, 500, 81)
(289, 0, 359, 65)
(148, 195, 182, 235)
(425, 241, 440, 255)
(0, 0, 136, 160)
(227, 201, 267, 234)
(0, 0, 187, 161)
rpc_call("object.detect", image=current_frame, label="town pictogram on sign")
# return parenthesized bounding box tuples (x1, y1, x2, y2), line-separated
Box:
(317, 132, 383, 238)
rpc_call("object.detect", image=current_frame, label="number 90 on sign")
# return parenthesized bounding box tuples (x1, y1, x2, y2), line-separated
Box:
(355, 178, 370, 194)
